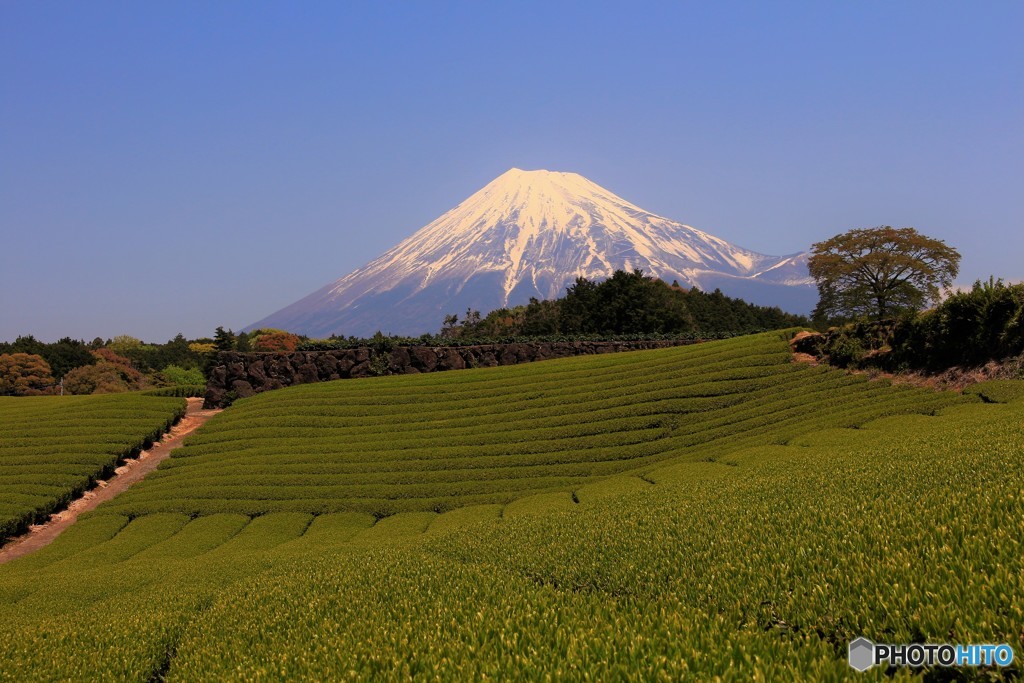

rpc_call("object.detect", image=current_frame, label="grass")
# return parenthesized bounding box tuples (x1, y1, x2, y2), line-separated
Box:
(0, 331, 1019, 680)
(0, 394, 186, 543)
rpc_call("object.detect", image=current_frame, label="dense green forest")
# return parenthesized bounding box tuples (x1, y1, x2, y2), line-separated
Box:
(807, 278, 1024, 372)
(442, 270, 807, 338)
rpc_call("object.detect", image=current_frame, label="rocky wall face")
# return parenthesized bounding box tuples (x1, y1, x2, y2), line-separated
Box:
(203, 340, 698, 408)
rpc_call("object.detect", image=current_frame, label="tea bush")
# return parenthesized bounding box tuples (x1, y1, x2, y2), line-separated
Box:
(0, 334, 1017, 680)
(0, 394, 186, 543)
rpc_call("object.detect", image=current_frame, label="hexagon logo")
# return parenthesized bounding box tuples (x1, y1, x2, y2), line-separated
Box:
(848, 637, 875, 672)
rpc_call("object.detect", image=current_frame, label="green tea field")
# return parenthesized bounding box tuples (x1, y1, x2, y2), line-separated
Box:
(102, 332, 961, 518)
(0, 332, 1020, 680)
(0, 394, 186, 543)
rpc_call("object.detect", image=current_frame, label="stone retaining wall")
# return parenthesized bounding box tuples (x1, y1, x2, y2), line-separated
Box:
(204, 340, 701, 407)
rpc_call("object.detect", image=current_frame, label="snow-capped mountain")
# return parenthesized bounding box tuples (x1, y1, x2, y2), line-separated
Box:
(248, 169, 816, 337)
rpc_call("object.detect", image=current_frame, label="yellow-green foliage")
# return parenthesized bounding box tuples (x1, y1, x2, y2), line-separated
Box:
(0, 394, 186, 541)
(0, 334, 1018, 680)
(963, 379, 1024, 404)
(99, 332, 963, 519)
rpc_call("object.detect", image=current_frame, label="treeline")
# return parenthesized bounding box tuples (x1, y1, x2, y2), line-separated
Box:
(209, 327, 304, 354)
(807, 278, 1024, 372)
(0, 328, 319, 396)
(298, 331, 738, 353)
(0, 334, 210, 396)
(2, 274, 806, 395)
(441, 270, 807, 339)
(297, 271, 807, 351)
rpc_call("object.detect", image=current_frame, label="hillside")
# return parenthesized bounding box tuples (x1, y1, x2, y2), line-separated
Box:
(0, 333, 1020, 680)
(102, 332, 957, 517)
(0, 394, 186, 543)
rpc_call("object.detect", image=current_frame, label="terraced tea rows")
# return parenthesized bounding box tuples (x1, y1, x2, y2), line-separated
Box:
(0, 394, 186, 542)
(0, 365, 1019, 680)
(99, 332, 964, 518)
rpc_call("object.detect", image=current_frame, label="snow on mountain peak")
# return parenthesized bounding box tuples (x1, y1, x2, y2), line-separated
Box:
(247, 169, 815, 337)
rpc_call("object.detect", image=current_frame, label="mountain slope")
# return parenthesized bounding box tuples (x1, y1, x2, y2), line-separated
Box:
(249, 169, 815, 337)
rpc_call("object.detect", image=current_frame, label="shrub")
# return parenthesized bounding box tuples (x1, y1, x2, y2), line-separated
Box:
(158, 365, 205, 386)
(251, 332, 301, 353)
(822, 333, 866, 368)
(368, 352, 391, 377)
(0, 353, 55, 396)
(818, 278, 1024, 373)
(64, 356, 144, 395)
(142, 384, 206, 398)
(892, 279, 1024, 370)
(189, 342, 216, 355)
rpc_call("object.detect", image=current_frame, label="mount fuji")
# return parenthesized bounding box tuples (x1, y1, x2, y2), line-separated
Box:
(248, 169, 816, 337)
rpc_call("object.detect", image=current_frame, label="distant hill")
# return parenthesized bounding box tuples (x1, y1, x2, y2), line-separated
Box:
(248, 169, 816, 337)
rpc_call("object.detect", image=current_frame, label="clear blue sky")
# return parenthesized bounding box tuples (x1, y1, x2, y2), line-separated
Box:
(2, 1, 1021, 342)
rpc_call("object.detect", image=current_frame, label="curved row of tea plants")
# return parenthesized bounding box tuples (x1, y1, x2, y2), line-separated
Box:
(0, 378, 1019, 680)
(0, 394, 186, 542)
(140, 385, 206, 398)
(298, 330, 741, 351)
(99, 332, 966, 518)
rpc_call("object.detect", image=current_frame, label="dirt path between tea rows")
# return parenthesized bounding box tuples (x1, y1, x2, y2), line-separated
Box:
(0, 397, 221, 565)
